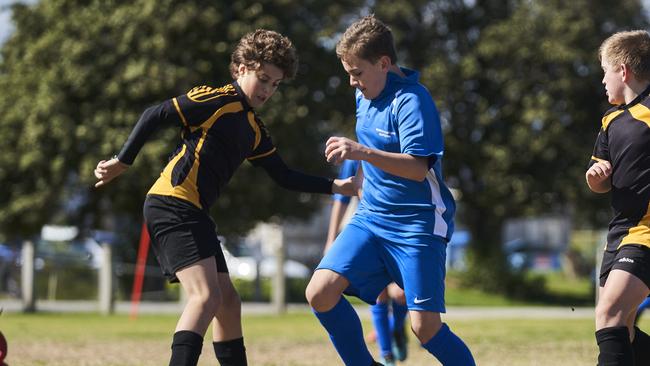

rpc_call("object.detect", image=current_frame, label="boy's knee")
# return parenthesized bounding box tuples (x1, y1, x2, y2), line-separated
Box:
(305, 281, 337, 312)
(410, 313, 442, 343)
(596, 300, 630, 329)
(305, 281, 324, 309)
(188, 288, 222, 315)
(221, 287, 241, 309)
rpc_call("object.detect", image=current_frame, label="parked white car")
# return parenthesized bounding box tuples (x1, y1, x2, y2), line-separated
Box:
(221, 244, 311, 280)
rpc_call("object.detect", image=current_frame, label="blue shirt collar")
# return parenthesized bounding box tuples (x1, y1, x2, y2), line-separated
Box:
(373, 67, 419, 101)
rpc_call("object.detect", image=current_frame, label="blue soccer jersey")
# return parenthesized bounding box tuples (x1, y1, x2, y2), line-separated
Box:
(354, 68, 456, 242)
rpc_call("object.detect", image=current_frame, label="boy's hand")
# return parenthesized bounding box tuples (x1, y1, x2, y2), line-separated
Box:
(325, 136, 366, 165)
(94, 157, 129, 188)
(586, 160, 612, 193)
(332, 177, 358, 196)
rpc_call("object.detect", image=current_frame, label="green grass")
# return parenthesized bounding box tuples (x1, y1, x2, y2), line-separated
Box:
(2, 309, 638, 365)
(444, 271, 596, 307)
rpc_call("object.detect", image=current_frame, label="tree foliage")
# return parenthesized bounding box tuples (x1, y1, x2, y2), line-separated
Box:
(372, 0, 647, 258)
(0, 0, 361, 240)
(0, 0, 647, 291)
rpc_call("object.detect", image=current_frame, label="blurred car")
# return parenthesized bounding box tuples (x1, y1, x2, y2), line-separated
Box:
(221, 244, 310, 280)
(505, 238, 563, 272)
(27, 225, 105, 270)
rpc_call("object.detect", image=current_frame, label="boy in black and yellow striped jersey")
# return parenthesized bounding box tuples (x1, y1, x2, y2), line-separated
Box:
(588, 30, 650, 366)
(94, 30, 357, 366)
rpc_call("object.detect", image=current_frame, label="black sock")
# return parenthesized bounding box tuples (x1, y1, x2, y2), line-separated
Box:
(213, 337, 247, 366)
(633, 326, 650, 365)
(169, 330, 203, 366)
(595, 326, 633, 366)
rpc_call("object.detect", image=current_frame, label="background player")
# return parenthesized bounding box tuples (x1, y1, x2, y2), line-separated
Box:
(324, 159, 409, 365)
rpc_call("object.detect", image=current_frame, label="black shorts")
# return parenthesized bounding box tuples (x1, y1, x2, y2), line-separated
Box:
(599, 244, 650, 289)
(143, 194, 228, 283)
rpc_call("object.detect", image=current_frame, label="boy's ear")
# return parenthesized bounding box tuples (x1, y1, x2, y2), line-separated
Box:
(621, 63, 631, 82)
(379, 55, 391, 72)
(237, 64, 247, 77)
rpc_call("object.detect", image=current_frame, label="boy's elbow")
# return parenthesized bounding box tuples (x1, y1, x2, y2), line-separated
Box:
(586, 180, 611, 194)
(589, 186, 611, 194)
(408, 168, 429, 182)
(415, 162, 431, 181)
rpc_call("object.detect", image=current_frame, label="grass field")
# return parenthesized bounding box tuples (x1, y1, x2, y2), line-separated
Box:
(3, 307, 644, 366)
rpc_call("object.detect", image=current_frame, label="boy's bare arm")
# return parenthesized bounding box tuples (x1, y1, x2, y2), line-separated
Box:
(324, 200, 348, 253)
(325, 136, 429, 181)
(586, 160, 612, 193)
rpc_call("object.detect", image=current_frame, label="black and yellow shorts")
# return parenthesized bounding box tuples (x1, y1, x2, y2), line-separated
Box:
(143, 194, 228, 283)
(599, 244, 650, 289)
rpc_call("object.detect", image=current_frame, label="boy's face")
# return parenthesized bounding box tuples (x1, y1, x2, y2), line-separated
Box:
(601, 59, 626, 105)
(341, 54, 390, 100)
(236, 63, 283, 108)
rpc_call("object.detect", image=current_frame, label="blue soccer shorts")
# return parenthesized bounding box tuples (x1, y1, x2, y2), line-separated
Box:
(317, 216, 447, 313)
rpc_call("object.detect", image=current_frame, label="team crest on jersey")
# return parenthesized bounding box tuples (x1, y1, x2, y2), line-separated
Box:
(187, 84, 236, 102)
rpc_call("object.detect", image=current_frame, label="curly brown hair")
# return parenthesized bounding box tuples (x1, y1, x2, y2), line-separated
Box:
(229, 29, 298, 80)
(336, 15, 397, 64)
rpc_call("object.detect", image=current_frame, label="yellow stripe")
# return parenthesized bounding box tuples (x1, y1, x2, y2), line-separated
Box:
(189, 101, 243, 133)
(628, 103, 650, 128)
(248, 147, 277, 160)
(619, 203, 650, 249)
(148, 101, 244, 208)
(148, 145, 202, 209)
(187, 85, 236, 102)
(247, 112, 261, 150)
(602, 109, 625, 130)
(172, 98, 189, 128)
(191, 90, 224, 100)
(591, 156, 606, 163)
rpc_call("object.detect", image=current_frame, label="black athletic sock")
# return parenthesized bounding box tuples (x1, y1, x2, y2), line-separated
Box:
(169, 330, 203, 366)
(213, 337, 247, 366)
(633, 326, 650, 366)
(595, 326, 633, 366)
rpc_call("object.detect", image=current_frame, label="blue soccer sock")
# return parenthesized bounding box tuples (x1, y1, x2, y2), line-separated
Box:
(390, 300, 408, 333)
(371, 302, 393, 357)
(390, 300, 409, 361)
(313, 297, 375, 366)
(422, 323, 475, 366)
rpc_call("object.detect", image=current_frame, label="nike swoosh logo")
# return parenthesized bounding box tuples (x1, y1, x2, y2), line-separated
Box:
(414, 297, 431, 304)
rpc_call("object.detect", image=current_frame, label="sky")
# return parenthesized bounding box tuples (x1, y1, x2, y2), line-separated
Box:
(1, 0, 650, 45)
(0, 0, 37, 45)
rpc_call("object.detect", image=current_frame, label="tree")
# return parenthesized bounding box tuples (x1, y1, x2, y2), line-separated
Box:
(370, 0, 647, 291)
(0, 0, 361, 242)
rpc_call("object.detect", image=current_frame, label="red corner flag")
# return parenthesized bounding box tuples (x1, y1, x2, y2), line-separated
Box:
(130, 221, 150, 320)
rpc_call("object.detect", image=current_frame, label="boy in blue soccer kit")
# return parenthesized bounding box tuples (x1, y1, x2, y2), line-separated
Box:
(305, 16, 475, 366)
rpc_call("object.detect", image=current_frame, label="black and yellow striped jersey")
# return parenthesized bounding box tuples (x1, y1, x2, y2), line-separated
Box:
(117, 81, 333, 211)
(589, 85, 650, 250)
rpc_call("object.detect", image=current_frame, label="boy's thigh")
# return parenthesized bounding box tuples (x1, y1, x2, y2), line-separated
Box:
(386, 239, 447, 313)
(317, 221, 391, 304)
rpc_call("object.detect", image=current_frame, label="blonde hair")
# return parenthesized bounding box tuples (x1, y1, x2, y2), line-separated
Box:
(229, 29, 298, 79)
(336, 15, 397, 64)
(599, 30, 650, 82)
